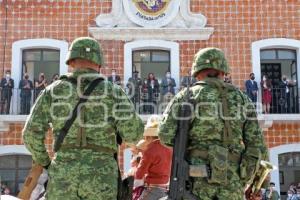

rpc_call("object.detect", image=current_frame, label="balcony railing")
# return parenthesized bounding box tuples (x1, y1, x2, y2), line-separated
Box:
(0, 88, 40, 115)
(1, 87, 299, 116)
(258, 87, 300, 114)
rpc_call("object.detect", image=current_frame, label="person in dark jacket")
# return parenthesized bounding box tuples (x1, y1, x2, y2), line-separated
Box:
(19, 73, 33, 114)
(108, 69, 121, 85)
(0, 70, 14, 114)
(245, 72, 258, 103)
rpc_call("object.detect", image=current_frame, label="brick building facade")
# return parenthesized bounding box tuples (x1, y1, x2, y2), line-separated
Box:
(0, 0, 299, 197)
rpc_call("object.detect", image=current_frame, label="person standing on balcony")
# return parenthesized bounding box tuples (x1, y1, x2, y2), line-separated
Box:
(261, 74, 272, 114)
(141, 78, 150, 114)
(161, 71, 176, 105)
(34, 73, 47, 101)
(180, 69, 196, 90)
(127, 70, 142, 108)
(108, 69, 121, 85)
(245, 72, 258, 103)
(147, 73, 160, 114)
(19, 73, 33, 115)
(278, 75, 296, 113)
(161, 71, 176, 96)
(0, 70, 14, 114)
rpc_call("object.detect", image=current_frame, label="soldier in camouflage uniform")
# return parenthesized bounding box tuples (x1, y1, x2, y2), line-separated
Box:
(23, 37, 144, 200)
(159, 48, 268, 200)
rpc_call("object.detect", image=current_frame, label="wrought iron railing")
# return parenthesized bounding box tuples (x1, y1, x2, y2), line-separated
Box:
(1, 86, 299, 115)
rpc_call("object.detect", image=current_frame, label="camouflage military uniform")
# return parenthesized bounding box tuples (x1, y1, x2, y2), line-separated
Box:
(159, 48, 268, 200)
(23, 37, 144, 200)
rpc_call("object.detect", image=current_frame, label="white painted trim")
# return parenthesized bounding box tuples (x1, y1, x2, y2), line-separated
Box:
(11, 39, 69, 114)
(269, 144, 300, 194)
(0, 145, 31, 156)
(89, 27, 214, 41)
(124, 40, 180, 89)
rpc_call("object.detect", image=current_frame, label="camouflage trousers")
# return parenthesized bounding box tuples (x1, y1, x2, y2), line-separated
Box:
(46, 150, 118, 200)
(188, 158, 245, 200)
(189, 176, 245, 200)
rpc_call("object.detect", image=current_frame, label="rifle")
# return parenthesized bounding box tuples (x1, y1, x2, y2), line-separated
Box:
(167, 76, 199, 200)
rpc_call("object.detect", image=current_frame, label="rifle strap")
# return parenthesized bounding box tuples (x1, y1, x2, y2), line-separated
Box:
(53, 77, 104, 152)
(204, 78, 232, 146)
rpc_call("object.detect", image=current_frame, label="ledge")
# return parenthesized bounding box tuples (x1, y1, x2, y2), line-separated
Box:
(257, 114, 300, 130)
(88, 27, 214, 41)
(0, 115, 27, 132)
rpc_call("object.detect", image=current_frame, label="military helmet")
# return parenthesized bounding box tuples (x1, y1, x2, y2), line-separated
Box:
(65, 37, 103, 66)
(191, 47, 229, 77)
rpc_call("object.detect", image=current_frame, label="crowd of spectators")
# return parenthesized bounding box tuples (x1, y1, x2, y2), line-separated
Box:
(0, 71, 60, 115)
(245, 72, 297, 114)
(0, 69, 298, 115)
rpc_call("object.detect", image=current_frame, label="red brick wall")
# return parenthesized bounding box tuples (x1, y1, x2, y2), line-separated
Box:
(264, 123, 300, 148)
(0, 0, 299, 171)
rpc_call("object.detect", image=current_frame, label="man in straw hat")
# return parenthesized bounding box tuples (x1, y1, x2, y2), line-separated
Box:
(134, 115, 173, 200)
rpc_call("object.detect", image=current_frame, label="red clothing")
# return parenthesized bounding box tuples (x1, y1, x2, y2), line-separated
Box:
(135, 139, 173, 185)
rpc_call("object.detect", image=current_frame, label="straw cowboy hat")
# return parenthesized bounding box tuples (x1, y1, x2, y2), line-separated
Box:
(143, 115, 161, 137)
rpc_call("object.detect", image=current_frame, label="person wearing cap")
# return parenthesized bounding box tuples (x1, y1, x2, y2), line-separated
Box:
(23, 37, 144, 199)
(134, 115, 173, 200)
(159, 48, 268, 199)
(127, 70, 142, 108)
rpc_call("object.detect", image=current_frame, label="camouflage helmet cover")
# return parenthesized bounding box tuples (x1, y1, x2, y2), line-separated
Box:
(191, 47, 229, 77)
(65, 37, 104, 66)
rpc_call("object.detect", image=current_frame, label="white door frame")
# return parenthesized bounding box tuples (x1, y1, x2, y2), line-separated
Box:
(124, 40, 180, 89)
(269, 143, 300, 194)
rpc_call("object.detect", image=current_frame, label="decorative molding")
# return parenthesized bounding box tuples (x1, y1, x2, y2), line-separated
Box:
(89, 27, 214, 41)
(0, 115, 27, 132)
(0, 145, 31, 156)
(90, 0, 214, 41)
(257, 114, 300, 130)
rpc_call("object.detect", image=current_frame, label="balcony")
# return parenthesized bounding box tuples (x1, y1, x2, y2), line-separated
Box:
(0, 87, 299, 131)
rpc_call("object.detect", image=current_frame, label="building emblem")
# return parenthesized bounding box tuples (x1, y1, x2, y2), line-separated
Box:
(133, 0, 170, 16)
(123, 0, 180, 27)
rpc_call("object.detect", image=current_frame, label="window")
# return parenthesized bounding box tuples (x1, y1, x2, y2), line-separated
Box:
(132, 50, 170, 81)
(22, 49, 60, 85)
(0, 155, 32, 195)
